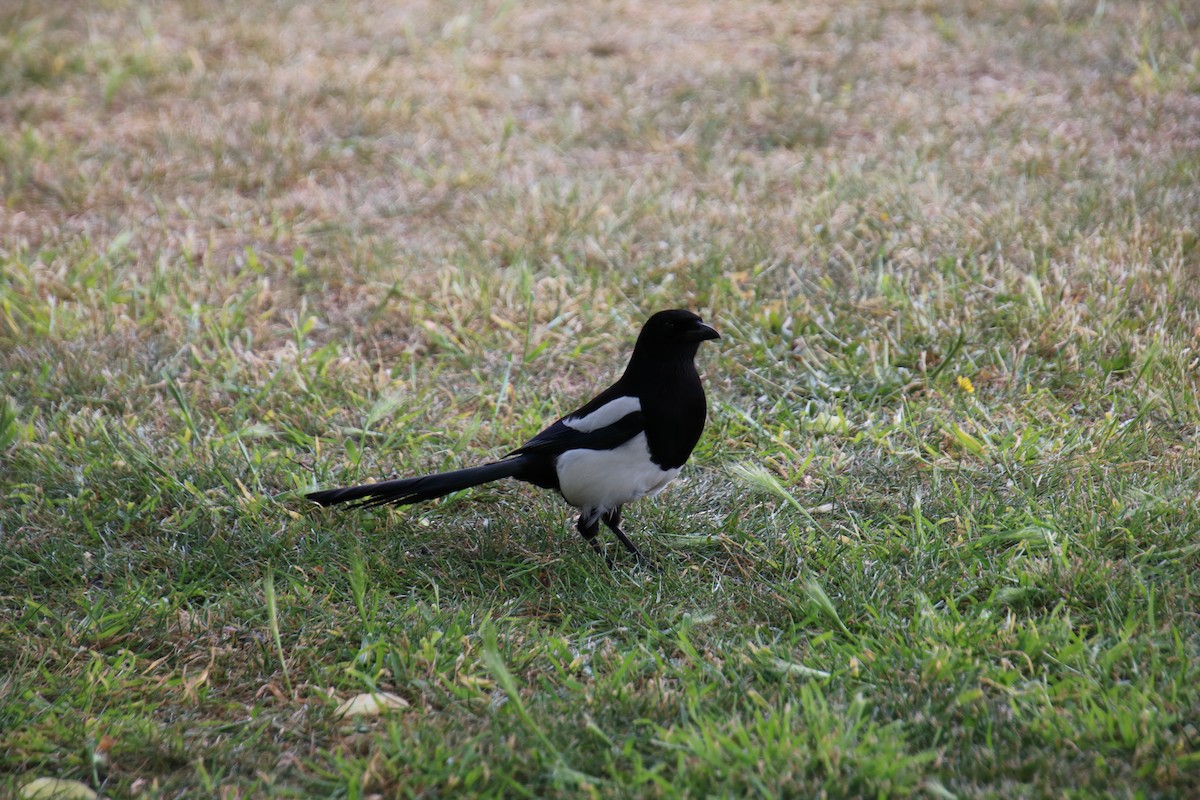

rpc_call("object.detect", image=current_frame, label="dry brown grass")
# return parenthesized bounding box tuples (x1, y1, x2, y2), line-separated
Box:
(5, 1, 1196, 344)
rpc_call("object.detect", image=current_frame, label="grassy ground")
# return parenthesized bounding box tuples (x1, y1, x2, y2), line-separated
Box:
(2, 0, 1199, 796)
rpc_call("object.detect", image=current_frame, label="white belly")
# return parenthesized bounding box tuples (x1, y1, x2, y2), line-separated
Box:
(554, 433, 680, 512)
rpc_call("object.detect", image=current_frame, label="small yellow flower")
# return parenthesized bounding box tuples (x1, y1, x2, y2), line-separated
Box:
(956, 375, 975, 395)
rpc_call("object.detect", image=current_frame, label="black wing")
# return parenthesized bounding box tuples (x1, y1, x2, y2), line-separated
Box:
(507, 410, 645, 459)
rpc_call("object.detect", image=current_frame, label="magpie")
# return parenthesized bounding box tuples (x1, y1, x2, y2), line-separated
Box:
(306, 309, 720, 563)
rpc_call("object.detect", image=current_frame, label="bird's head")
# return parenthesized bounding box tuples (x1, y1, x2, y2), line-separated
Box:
(634, 309, 720, 353)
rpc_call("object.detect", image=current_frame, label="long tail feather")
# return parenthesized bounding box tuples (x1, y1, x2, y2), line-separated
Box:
(306, 459, 524, 509)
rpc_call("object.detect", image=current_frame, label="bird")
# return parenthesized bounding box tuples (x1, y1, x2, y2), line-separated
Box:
(306, 309, 720, 564)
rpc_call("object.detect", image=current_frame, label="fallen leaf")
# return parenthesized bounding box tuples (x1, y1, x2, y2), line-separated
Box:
(19, 777, 98, 799)
(334, 692, 409, 718)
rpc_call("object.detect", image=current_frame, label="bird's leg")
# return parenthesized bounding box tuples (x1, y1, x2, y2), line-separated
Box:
(601, 506, 652, 566)
(577, 513, 613, 568)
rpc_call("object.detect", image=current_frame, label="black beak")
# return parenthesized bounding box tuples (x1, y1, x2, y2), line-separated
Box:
(686, 321, 721, 342)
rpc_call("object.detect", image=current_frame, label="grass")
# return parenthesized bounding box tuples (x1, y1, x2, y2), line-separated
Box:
(2, 0, 1199, 796)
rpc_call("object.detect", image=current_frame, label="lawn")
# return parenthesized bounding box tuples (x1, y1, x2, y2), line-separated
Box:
(2, 0, 1199, 797)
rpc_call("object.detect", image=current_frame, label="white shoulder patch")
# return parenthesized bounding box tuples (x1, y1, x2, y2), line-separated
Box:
(562, 395, 641, 433)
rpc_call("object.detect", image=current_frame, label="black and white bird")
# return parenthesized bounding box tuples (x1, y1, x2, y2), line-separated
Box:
(306, 309, 720, 563)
